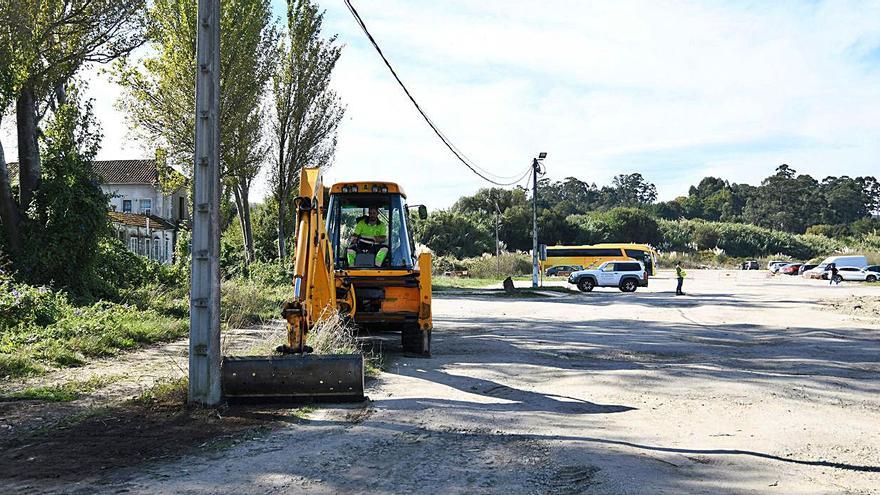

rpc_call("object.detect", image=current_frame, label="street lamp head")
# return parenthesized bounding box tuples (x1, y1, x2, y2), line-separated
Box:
(537, 152, 547, 159)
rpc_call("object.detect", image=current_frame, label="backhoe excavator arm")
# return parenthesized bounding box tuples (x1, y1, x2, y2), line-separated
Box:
(280, 167, 337, 353)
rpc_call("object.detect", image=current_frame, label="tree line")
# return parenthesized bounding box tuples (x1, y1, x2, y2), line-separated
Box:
(415, 166, 880, 258)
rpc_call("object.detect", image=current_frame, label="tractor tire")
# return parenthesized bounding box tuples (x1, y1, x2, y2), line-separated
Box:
(402, 325, 431, 357)
(619, 279, 638, 292)
(577, 279, 595, 292)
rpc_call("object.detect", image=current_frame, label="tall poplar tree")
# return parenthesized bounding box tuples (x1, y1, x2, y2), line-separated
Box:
(270, 0, 345, 262)
(114, 0, 276, 265)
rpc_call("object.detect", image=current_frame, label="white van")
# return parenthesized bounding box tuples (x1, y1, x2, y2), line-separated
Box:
(804, 255, 868, 279)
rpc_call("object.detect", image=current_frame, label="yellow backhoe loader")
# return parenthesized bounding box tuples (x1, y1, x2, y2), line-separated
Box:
(221, 167, 432, 401)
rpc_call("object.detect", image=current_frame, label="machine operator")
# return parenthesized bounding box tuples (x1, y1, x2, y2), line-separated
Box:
(347, 207, 389, 267)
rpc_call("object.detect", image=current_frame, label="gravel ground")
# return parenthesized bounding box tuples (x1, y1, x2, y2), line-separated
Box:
(4, 270, 880, 494)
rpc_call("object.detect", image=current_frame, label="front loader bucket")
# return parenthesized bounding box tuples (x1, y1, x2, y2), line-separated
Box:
(221, 354, 364, 402)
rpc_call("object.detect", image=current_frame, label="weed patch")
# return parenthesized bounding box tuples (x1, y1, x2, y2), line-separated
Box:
(0, 375, 116, 402)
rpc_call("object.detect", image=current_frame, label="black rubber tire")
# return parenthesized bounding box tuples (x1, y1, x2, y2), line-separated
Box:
(832, 275, 843, 284)
(402, 326, 431, 357)
(577, 279, 594, 292)
(867, 275, 877, 283)
(620, 279, 638, 292)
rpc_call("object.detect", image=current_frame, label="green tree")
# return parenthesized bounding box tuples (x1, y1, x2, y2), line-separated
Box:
(0, 0, 145, 259)
(452, 187, 528, 217)
(606, 173, 658, 207)
(21, 86, 110, 297)
(819, 176, 868, 225)
(114, 0, 277, 267)
(270, 0, 345, 262)
(415, 211, 494, 258)
(744, 164, 823, 233)
(568, 207, 660, 245)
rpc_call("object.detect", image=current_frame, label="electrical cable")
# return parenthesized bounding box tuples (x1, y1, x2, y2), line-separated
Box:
(343, 0, 532, 186)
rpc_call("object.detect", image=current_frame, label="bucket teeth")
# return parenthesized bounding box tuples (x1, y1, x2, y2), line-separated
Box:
(221, 354, 365, 401)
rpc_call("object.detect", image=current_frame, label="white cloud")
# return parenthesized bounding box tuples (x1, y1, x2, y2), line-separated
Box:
(5, 0, 880, 207)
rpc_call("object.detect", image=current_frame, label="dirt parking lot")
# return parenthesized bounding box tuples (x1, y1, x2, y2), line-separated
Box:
(4, 270, 880, 494)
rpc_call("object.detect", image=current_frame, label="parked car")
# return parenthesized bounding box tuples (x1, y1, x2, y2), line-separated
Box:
(804, 255, 869, 279)
(545, 265, 583, 277)
(798, 264, 817, 275)
(862, 267, 878, 283)
(767, 260, 788, 272)
(865, 265, 880, 274)
(568, 261, 648, 292)
(779, 263, 803, 275)
(741, 260, 759, 270)
(832, 266, 874, 283)
(768, 261, 789, 273)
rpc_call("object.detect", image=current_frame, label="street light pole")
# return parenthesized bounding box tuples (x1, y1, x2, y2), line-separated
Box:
(494, 200, 501, 276)
(531, 152, 547, 288)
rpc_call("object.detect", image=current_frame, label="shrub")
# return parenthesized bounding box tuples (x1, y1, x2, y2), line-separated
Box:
(249, 260, 293, 286)
(0, 275, 68, 328)
(656, 219, 843, 260)
(462, 252, 531, 278)
(432, 255, 468, 275)
(220, 279, 288, 330)
(805, 224, 851, 238)
(1, 296, 187, 377)
(657, 219, 695, 251)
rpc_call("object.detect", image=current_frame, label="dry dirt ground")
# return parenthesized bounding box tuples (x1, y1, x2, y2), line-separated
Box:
(2, 270, 880, 494)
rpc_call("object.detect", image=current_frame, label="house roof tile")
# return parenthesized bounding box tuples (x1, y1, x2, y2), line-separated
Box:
(93, 160, 158, 184)
(108, 211, 176, 230)
(5, 159, 184, 185)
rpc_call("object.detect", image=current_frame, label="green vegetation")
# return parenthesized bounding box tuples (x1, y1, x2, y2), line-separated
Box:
(432, 252, 532, 279)
(135, 377, 188, 406)
(417, 165, 879, 268)
(0, 257, 294, 379)
(0, 276, 187, 378)
(1, 375, 117, 402)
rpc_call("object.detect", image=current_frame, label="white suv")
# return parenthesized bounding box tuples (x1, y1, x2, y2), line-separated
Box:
(568, 261, 649, 292)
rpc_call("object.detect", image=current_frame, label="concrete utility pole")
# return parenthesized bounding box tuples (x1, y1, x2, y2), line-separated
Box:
(531, 152, 547, 288)
(189, 0, 221, 405)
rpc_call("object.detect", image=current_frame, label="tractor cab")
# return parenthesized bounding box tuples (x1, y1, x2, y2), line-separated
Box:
(326, 182, 425, 271)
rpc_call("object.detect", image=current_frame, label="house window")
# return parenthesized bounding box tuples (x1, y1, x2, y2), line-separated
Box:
(123, 200, 132, 213)
(139, 199, 152, 215)
(129, 236, 137, 253)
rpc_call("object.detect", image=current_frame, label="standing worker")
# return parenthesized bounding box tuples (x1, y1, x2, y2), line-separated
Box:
(675, 262, 686, 296)
(829, 263, 839, 285)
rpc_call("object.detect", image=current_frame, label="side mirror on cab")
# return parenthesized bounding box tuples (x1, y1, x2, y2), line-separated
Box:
(418, 205, 428, 220)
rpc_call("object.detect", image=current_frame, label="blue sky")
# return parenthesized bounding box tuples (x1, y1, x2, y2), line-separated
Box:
(4, 0, 880, 208)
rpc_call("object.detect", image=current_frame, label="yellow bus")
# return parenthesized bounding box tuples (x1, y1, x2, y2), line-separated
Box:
(542, 243, 659, 276)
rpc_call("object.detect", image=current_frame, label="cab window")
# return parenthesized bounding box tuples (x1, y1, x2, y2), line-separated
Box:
(326, 194, 415, 270)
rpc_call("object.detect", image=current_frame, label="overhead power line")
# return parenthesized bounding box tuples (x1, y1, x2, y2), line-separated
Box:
(342, 0, 531, 186)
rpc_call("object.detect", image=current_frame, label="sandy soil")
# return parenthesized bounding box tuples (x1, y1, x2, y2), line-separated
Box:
(3, 270, 880, 494)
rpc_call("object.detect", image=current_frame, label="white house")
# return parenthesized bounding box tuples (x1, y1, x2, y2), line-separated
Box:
(6, 159, 187, 264)
(96, 160, 188, 265)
